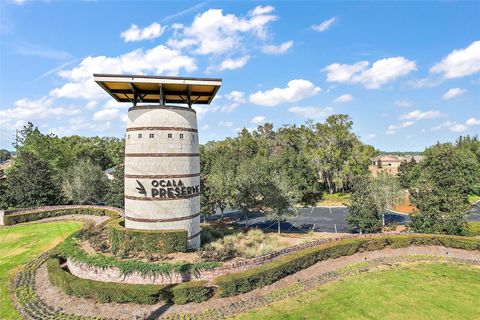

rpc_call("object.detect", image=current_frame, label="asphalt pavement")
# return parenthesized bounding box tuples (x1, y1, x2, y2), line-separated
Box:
(209, 202, 480, 233)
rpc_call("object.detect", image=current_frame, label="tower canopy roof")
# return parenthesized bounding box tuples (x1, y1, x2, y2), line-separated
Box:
(94, 74, 222, 106)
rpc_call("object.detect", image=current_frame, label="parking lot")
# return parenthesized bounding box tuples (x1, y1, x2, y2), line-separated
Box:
(210, 202, 480, 233)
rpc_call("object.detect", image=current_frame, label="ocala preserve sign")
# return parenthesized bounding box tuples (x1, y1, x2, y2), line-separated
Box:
(136, 179, 200, 198)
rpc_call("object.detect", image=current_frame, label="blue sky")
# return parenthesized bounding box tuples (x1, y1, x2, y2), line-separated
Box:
(0, 1, 479, 151)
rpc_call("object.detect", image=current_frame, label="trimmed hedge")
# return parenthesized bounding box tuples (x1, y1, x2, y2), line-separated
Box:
(107, 218, 187, 257)
(58, 232, 220, 277)
(47, 257, 211, 305)
(3, 207, 120, 225)
(213, 234, 480, 297)
(171, 281, 211, 304)
(47, 257, 170, 304)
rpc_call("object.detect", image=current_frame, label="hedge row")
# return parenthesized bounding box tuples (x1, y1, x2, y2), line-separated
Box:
(58, 232, 220, 277)
(3, 207, 120, 225)
(47, 258, 211, 305)
(107, 218, 187, 256)
(213, 234, 480, 297)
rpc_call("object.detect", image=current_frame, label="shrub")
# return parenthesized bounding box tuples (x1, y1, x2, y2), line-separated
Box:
(171, 281, 211, 304)
(107, 218, 187, 258)
(46, 257, 170, 304)
(199, 242, 238, 262)
(3, 207, 120, 225)
(213, 235, 480, 297)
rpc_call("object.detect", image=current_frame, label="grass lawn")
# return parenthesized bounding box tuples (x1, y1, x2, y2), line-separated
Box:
(468, 194, 480, 204)
(234, 262, 480, 320)
(0, 221, 82, 319)
(316, 192, 351, 206)
(468, 222, 480, 237)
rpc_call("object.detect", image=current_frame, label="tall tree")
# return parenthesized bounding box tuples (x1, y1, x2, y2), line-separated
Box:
(263, 172, 300, 233)
(397, 157, 421, 189)
(346, 177, 382, 234)
(0, 149, 11, 162)
(1, 152, 62, 208)
(208, 157, 236, 220)
(62, 159, 109, 205)
(369, 173, 403, 227)
(410, 142, 478, 235)
(104, 164, 125, 208)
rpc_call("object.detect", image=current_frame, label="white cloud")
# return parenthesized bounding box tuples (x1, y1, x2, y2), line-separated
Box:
(442, 88, 466, 100)
(365, 133, 376, 140)
(325, 57, 416, 89)
(333, 94, 353, 103)
(201, 124, 210, 130)
(386, 121, 415, 135)
(449, 124, 468, 132)
(288, 106, 333, 118)
(251, 115, 266, 125)
(466, 118, 480, 126)
(400, 109, 442, 121)
(93, 108, 120, 121)
(167, 7, 277, 55)
(121, 22, 166, 42)
(312, 17, 337, 32)
(394, 99, 413, 107)
(50, 45, 197, 100)
(217, 56, 250, 71)
(225, 91, 246, 103)
(261, 41, 293, 55)
(430, 40, 480, 79)
(219, 121, 233, 127)
(85, 101, 97, 110)
(250, 79, 321, 107)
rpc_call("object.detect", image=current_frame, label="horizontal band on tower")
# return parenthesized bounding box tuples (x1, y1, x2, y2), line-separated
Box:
(125, 173, 200, 179)
(187, 230, 201, 240)
(125, 212, 200, 223)
(128, 105, 196, 113)
(126, 126, 198, 133)
(125, 193, 200, 201)
(125, 153, 200, 157)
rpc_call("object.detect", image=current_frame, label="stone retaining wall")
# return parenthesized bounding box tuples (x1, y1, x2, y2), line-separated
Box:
(0, 205, 124, 226)
(66, 232, 400, 285)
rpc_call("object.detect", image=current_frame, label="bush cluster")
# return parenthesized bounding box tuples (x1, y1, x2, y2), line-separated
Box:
(47, 257, 211, 305)
(213, 234, 480, 297)
(3, 207, 119, 225)
(107, 218, 188, 258)
(47, 257, 170, 304)
(170, 281, 211, 304)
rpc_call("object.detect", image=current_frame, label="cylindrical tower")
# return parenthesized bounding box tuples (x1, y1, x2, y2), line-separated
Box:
(124, 105, 201, 249)
(94, 74, 222, 251)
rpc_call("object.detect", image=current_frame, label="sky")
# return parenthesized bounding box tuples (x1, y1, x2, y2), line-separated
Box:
(0, 0, 479, 152)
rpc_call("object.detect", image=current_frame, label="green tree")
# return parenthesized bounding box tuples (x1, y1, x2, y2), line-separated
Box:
(208, 157, 236, 220)
(104, 164, 125, 208)
(62, 159, 109, 204)
(410, 142, 477, 235)
(263, 172, 300, 233)
(233, 156, 269, 228)
(397, 157, 421, 189)
(0, 149, 11, 162)
(1, 152, 62, 208)
(369, 173, 403, 227)
(346, 177, 382, 234)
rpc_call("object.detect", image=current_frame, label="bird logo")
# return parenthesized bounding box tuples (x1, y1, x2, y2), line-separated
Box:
(136, 180, 147, 196)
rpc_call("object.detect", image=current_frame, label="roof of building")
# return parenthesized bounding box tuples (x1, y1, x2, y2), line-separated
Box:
(93, 74, 222, 105)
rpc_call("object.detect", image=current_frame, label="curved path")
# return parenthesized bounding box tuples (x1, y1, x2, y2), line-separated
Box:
(33, 245, 480, 320)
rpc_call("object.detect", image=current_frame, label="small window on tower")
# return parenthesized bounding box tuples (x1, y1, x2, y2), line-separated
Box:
(138, 133, 142, 138)
(180, 134, 184, 139)
(127, 134, 130, 139)
(192, 134, 195, 140)
(149, 133, 154, 138)
(168, 133, 172, 138)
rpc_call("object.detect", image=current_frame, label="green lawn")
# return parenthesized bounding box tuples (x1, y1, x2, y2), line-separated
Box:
(468, 194, 480, 204)
(234, 263, 480, 320)
(0, 221, 82, 319)
(468, 222, 480, 237)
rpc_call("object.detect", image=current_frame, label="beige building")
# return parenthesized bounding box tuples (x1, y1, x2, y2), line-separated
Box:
(369, 154, 422, 177)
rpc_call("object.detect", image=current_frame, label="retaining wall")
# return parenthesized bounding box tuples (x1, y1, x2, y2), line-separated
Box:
(66, 232, 401, 285)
